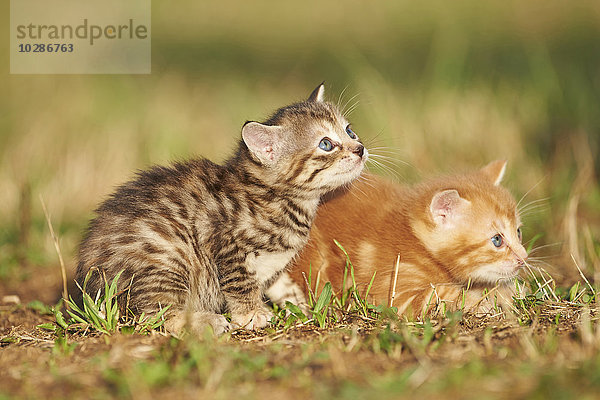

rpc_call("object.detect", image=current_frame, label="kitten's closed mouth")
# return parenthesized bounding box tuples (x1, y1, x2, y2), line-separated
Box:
(354, 148, 369, 168)
(506, 263, 524, 277)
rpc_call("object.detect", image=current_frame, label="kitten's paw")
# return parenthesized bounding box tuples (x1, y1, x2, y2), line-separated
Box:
(462, 285, 516, 315)
(203, 314, 232, 335)
(231, 308, 273, 330)
(165, 311, 232, 337)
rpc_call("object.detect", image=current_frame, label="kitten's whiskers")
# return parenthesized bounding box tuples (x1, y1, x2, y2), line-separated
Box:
(344, 100, 361, 117)
(341, 93, 360, 117)
(363, 131, 388, 147)
(522, 261, 560, 301)
(367, 157, 401, 181)
(349, 172, 378, 197)
(526, 259, 556, 271)
(336, 85, 349, 111)
(527, 242, 562, 256)
(347, 179, 369, 199)
(516, 177, 547, 210)
(365, 146, 411, 181)
(518, 197, 550, 217)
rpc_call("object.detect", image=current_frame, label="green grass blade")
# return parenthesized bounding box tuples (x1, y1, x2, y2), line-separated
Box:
(147, 304, 171, 329)
(54, 309, 69, 329)
(526, 233, 544, 253)
(307, 264, 314, 307)
(109, 270, 124, 296)
(364, 271, 377, 300)
(82, 293, 108, 332)
(314, 282, 332, 315)
(66, 310, 89, 325)
(334, 240, 351, 307)
(66, 296, 85, 317)
(285, 302, 308, 323)
(38, 323, 56, 331)
(360, 272, 378, 316)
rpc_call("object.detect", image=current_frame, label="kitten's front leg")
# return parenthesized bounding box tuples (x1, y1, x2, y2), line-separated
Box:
(231, 307, 272, 330)
(220, 269, 272, 330)
(165, 310, 232, 336)
(265, 271, 309, 314)
(430, 284, 515, 314)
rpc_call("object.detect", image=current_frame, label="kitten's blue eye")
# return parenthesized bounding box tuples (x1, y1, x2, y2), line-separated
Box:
(345, 125, 357, 139)
(319, 138, 334, 151)
(491, 234, 503, 248)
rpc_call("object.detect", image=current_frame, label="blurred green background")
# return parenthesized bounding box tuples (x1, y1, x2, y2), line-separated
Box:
(1, 0, 599, 294)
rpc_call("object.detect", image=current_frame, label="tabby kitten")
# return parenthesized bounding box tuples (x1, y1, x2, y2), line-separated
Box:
(76, 84, 368, 335)
(273, 161, 528, 316)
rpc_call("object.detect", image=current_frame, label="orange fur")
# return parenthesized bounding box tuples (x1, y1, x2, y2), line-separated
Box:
(288, 161, 527, 317)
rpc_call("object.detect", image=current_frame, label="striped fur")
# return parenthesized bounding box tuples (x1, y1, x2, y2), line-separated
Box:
(75, 84, 367, 334)
(276, 161, 528, 317)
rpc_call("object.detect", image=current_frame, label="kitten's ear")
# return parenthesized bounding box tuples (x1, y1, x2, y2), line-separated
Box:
(307, 82, 325, 103)
(430, 189, 471, 226)
(480, 160, 507, 186)
(242, 122, 283, 165)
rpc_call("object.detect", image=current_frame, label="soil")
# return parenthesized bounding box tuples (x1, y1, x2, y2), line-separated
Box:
(0, 268, 590, 399)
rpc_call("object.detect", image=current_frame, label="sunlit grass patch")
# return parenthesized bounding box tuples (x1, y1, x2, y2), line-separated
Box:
(2, 268, 600, 399)
(37, 270, 170, 338)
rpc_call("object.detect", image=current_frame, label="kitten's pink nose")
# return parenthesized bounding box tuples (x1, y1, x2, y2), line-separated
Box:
(515, 246, 528, 266)
(352, 144, 364, 158)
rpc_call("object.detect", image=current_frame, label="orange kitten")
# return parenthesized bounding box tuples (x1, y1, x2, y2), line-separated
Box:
(269, 160, 528, 317)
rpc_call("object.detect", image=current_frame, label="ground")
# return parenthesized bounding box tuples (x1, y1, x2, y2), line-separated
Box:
(1, 265, 599, 400)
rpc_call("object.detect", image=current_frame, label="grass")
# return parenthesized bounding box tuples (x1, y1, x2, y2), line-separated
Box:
(2, 272, 600, 399)
(270, 241, 387, 331)
(7, 236, 590, 398)
(33, 269, 171, 338)
(1, 1, 598, 279)
(1, 0, 599, 398)
(61, 270, 171, 336)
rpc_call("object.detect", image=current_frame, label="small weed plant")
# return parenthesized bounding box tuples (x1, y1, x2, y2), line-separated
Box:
(43, 269, 169, 336)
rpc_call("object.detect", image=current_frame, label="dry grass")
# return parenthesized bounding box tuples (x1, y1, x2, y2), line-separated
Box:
(1, 295, 599, 399)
